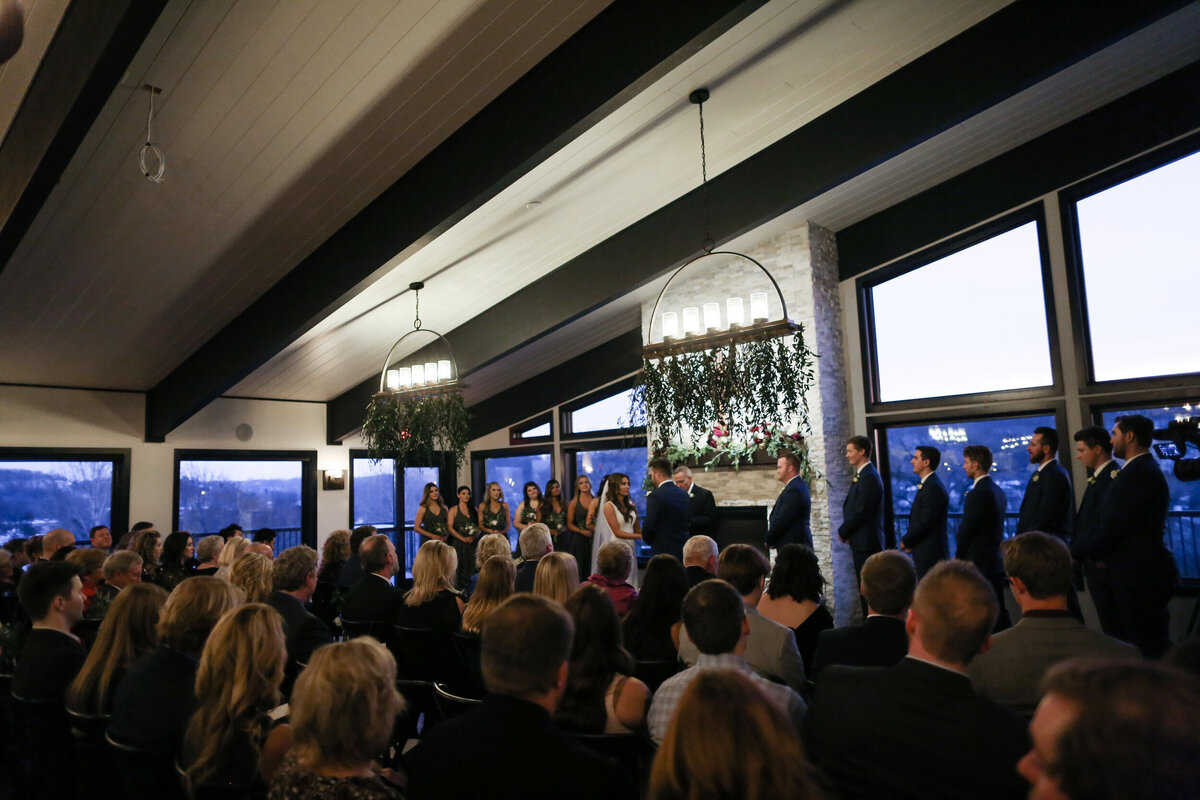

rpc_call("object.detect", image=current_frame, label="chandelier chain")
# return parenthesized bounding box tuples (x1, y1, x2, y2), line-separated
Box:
(413, 288, 422, 330)
(698, 99, 713, 253)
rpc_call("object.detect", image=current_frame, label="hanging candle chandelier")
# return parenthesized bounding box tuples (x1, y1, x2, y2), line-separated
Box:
(374, 281, 462, 398)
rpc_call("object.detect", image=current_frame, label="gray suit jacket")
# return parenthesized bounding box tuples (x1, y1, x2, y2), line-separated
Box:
(678, 605, 807, 694)
(968, 612, 1138, 717)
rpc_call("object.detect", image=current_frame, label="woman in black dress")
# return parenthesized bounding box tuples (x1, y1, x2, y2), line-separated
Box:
(541, 479, 567, 552)
(756, 544, 833, 673)
(447, 485, 479, 590)
(566, 474, 596, 583)
(414, 483, 449, 543)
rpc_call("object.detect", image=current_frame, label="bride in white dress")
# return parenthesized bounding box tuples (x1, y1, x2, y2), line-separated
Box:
(590, 473, 642, 590)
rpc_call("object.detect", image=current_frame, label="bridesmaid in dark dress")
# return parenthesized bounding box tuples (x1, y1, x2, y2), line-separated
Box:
(541, 479, 567, 552)
(756, 543, 833, 674)
(513, 482, 542, 536)
(447, 485, 479, 590)
(414, 483, 449, 543)
(478, 482, 511, 551)
(566, 475, 596, 583)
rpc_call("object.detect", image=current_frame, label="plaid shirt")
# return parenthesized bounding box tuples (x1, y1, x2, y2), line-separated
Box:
(647, 652, 806, 744)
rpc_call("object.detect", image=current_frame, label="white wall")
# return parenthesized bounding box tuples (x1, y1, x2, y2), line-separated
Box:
(0, 385, 359, 550)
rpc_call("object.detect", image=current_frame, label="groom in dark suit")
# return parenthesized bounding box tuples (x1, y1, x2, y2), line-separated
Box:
(642, 457, 691, 562)
(838, 435, 884, 617)
(900, 445, 949, 579)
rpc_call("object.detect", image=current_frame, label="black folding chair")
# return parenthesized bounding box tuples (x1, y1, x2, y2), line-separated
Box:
(106, 730, 186, 800)
(431, 682, 483, 724)
(68, 707, 123, 800)
(633, 658, 681, 693)
(391, 626, 460, 685)
(566, 731, 654, 792)
(340, 618, 395, 647)
(11, 691, 76, 797)
(450, 631, 485, 696)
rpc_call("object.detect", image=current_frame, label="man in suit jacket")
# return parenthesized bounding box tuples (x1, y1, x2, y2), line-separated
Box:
(956, 444, 1011, 631)
(969, 532, 1137, 717)
(1090, 415, 1177, 658)
(838, 435, 884, 617)
(811, 550, 914, 680)
(682, 534, 717, 587)
(341, 534, 399, 625)
(1069, 426, 1121, 637)
(677, 544, 807, 694)
(803, 561, 1029, 800)
(673, 465, 718, 538)
(767, 451, 812, 549)
(1017, 427, 1074, 539)
(267, 545, 333, 697)
(406, 595, 633, 799)
(900, 445, 949, 579)
(642, 456, 690, 562)
(514, 523, 552, 592)
(13, 561, 86, 701)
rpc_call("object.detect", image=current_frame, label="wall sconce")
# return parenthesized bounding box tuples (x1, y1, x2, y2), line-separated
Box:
(322, 469, 345, 491)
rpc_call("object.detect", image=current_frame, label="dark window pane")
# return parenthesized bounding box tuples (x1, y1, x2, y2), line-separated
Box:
(1100, 403, 1200, 581)
(0, 460, 113, 544)
(870, 221, 1053, 401)
(884, 413, 1056, 555)
(572, 388, 639, 433)
(178, 460, 301, 538)
(574, 447, 648, 557)
(481, 454, 553, 550)
(1077, 150, 1200, 381)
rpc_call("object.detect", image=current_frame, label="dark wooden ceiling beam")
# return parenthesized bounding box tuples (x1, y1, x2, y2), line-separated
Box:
(324, 0, 1189, 442)
(0, 0, 169, 271)
(143, 0, 768, 442)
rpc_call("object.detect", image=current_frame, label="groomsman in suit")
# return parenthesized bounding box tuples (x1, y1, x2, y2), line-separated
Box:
(673, 466, 718, 538)
(642, 457, 691, 562)
(900, 446, 949, 579)
(1069, 426, 1121, 637)
(955, 445, 1011, 631)
(1016, 426, 1079, 619)
(1092, 415, 1177, 658)
(838, 435, 884, 618)
(767, 451, 812, 549)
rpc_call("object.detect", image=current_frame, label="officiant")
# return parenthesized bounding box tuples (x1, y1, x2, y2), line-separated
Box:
(673, 465, 718, 538)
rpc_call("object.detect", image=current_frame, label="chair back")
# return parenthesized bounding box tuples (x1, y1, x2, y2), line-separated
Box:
(340, 618, 394, 646)
(68, 707, 124, 800)
(11, 691, 77, 795)
(566, 731, 653, 790)
(633, 658, 681, 693)
(391, 626, 457, 684)
(450, 631, 485, 696)
(106, 730, 186, 800)
(431, 681, 483, 724)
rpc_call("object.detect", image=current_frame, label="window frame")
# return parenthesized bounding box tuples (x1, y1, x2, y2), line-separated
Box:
(857, 204, 1063, 413)
(0, 446, 131, 539)
(172, 449, 317, 548)
(1059, 130, 1200, 394)
(509, 412, 553, 446)
(558, 378, 644, 441)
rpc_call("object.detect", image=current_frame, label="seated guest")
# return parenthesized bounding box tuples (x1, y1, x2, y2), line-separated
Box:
(108, 577, 243, 755)
(42, 528, 77, 561)
(66, 546, 108, 610)
(1019, 659, 1200, 800)
(193, 534, 224, 576)
(406, 594, 634, 799)
(533, 551, 579, 605)
(89, 525, 112, 552)
(133, 529, 163, 584)
(461, 556, 515, 635)
(556, 584, 651, 734)
(465, 533, 512, 598)
(682, 535, 718, 587)
(341, 534, 398, 625)
(811, 550, 914, 680)
(229, 551, 274, 603)
(266, 545, 333, 697)
(67, 582, 167, 714)
(25, 534, 44, 566)
(622, 554, 689, 661)
(218, 523, 243, 541)
(94, 550, 143, 607)
(214, 535, 250, 581)
(803, 561, 1029, 800)
(649, 579, 805, 744)
(13, 561, 87, 700)
(396, 539, 463, 631)
(515, 522, 553, 592)
(650, 670, 823, 800)
(337, 525, 377, 590)
(757, 544, 833, 673)
(248, 541, 275, 560)
(254, 527, 277, 554)
(3, 537, 29, 574)
(181, 604, 291, 794)
(970, 532, 1138, 717)
(311, 529, 350, 628)
(678, 544, 807, 694)
(269, 638, 405, 799)
(587, 540, 639, 615)
(156, 531, 196, 591)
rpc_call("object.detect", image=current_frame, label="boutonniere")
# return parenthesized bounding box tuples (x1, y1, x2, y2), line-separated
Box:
(1031, 473, 1040, 483)
(852, 475, 859, 483)
(1109, 468, 1119, 479)
(916, 483, 923, 491)
(1086, 476, 1096, 485)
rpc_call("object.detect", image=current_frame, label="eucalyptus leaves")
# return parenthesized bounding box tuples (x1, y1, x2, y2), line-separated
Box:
(636, 328, 818, 471)
(362, 392, 470, 467)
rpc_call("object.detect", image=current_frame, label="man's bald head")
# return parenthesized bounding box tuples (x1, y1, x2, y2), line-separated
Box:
(42, 529, 76, 558)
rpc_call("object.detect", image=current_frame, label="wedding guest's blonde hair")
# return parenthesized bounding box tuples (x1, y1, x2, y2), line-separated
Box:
(157, 576, 243, 655)
(67, 582, 167, 714)
(461, 556, 515, 635)
(475, 533, 512, 569)
(215, 536, 250, 577)
(404, 539, 456, 607)
(533, 552, 579, 605)
(228, 552, 273, 603)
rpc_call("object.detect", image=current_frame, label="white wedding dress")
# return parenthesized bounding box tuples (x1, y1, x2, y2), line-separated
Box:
(590, 480, 640, 590)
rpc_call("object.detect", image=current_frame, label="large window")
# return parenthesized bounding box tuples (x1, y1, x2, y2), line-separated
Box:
(349, 454, 450, 576)
(866, 217, 1054, 403)
(1099, 403, 1200, 583)
(0, 448, 129, 545)
(561, 381, 644, 439)
(568, 445, 650, 556)
(881, 412, 1056, 555)
(175, 450, 316, 550)
(1074, 149, 1200, 383)
(473, 449, 553, 550)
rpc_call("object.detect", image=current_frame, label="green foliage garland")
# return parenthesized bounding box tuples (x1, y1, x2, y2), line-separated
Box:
(635, 327, 819, 473)
(362, 392, 470, 467)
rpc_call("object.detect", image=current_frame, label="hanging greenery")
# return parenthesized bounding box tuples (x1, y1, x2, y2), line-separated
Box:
(362, 392, 470, 467)
(633, 327, 819, 474)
